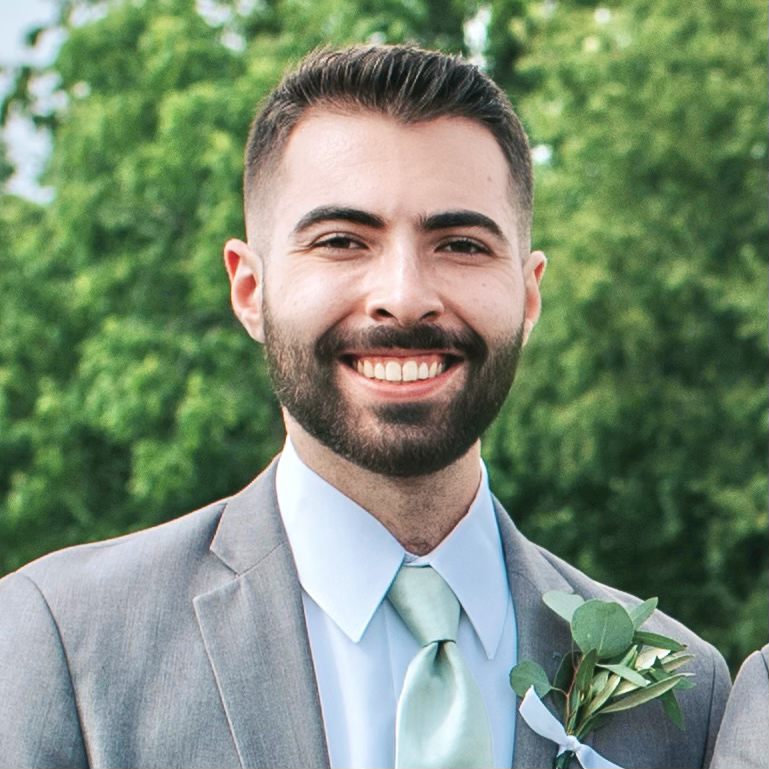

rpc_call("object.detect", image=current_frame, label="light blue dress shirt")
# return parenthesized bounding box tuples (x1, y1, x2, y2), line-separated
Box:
(276, 439, 517, 768)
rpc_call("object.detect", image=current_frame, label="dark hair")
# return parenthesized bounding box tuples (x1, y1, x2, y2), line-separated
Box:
(244, 44, 532, 238)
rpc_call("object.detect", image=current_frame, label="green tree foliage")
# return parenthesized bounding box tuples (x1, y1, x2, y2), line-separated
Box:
(1, 0, 279, 569)
(483, 0, 768, 669)
(1, 0, 765, 670)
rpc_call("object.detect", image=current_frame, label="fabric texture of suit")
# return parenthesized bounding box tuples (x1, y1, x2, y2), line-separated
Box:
(710, 645, 769, 769)
(0, 458, 731, 768)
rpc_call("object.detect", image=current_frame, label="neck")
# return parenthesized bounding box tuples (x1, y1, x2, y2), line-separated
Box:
(285, 418, 482, 556)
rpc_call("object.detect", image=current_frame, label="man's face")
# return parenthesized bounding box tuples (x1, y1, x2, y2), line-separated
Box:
(228, 109, 544, 477)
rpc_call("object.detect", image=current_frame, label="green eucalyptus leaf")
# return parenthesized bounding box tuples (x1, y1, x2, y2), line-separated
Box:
(661, 652, 695, 673)
(574, 649, 598, 697)
(602, 674, 687, 713)
(551, 652, 576, 720)
(661, 690, 684, 729)
(647, 666, 669, 683)
(568, 682, 582, 732)
(584, 673, 621, 718)
(576, 712, 609, 740)
(614, 678, 643, 697)
(567, 652, 597, 730)
(619, 646, 638, 667)
(633, 630, 686, 652)
(550, 687, 567, 721)
(589, 669, 609, 698)
(509, 660, 552, 698)
(600, 646, 637, 668)
(597, 663, 649, 688)
(648, 665, 695, 686)
(553, 651, 578, 693)
(571, 600, 635, 659)
(574, 714, 599, 741)
(543, 590, 585, 623)
(628, 597, 658, 629)
(635, 646, 670, 670)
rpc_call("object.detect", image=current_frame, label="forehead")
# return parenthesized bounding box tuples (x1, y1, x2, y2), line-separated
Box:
(259, 108, 518, 236)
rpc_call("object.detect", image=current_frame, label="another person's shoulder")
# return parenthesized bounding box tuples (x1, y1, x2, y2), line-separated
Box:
(711, 644, 769, 769)
(735, 644, 769, 679)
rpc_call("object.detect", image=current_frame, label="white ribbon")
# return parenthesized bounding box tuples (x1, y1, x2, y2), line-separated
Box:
(519, 687, 623, 769)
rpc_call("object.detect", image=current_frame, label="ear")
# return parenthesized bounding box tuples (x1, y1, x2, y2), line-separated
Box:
(521, 249, 546, 346)
(223, 238, 265, 343)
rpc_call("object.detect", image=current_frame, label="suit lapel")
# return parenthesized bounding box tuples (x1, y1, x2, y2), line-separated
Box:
(193, 469, 583, 769)
(494, 501, 576, 769)
(194, 461, 330, 769)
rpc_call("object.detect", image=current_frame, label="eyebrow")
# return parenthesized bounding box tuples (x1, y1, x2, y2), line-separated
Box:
(293, 206, 385, 234)
(418, 210, 506, 241)
(292, 206, 507, 242)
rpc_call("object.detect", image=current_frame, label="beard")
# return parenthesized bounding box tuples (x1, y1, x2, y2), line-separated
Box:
(262, 303, 523, 477)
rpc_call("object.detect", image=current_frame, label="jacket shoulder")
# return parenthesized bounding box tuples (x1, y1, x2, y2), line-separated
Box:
(531, 540, 729, 678)
(6, 496, 230, 612)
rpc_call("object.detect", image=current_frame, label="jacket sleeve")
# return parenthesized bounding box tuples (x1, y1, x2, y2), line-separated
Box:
(0, 572, 88, 769)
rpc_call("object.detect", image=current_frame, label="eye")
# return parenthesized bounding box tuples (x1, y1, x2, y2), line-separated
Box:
(437, 237, 491, 255)
(314, 233, 366, 250)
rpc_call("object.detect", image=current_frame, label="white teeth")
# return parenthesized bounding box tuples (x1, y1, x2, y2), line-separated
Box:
(385, 361, 402, 381)
(355, 357, 448, 382)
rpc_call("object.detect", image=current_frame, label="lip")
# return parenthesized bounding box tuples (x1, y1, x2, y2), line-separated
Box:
(336, 349, 464, 400)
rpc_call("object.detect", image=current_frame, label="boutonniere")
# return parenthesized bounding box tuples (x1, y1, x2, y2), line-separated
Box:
(509, 590, 695, 769)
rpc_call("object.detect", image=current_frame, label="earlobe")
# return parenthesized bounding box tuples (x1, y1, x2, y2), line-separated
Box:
(522, 250, 546, 346)
(223, 238, 265, 343)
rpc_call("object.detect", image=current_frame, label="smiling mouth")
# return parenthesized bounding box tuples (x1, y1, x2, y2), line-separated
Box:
(342, 353, 459, 383)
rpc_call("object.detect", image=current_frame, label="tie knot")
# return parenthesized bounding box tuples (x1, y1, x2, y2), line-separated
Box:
(387, 566, 460, 646)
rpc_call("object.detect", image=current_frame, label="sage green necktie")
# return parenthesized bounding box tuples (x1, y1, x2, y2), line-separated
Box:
(388, 565, 494, 769)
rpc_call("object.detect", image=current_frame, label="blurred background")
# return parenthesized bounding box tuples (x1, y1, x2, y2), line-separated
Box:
(0, 0, 766, 673)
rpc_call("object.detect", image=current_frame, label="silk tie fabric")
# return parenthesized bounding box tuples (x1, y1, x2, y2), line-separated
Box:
(387, 565, 494, 768)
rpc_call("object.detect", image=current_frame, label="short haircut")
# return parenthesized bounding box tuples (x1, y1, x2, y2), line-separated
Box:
(244, 44, 532, 241)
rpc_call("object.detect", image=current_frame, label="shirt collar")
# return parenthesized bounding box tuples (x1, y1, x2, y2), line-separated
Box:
(275, 438, 509, 658)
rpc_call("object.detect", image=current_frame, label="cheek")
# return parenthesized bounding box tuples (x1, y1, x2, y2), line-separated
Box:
(264, 268, 356, 331)
(443, 269, 523, 333)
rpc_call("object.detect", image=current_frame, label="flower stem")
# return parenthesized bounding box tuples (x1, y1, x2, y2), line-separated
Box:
(553, 749, 575, 769)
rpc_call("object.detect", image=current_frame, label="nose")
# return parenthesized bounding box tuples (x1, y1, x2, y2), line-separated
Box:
(364, 248, 444, 326)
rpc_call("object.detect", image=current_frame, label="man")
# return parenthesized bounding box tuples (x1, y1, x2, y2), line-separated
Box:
(0, 45, 730, 768)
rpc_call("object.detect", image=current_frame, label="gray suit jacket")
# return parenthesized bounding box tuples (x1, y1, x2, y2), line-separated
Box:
(0, 459, 730, 768)
(710, 645, 769, 769)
